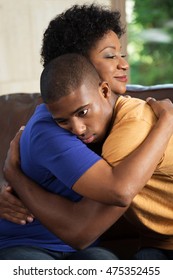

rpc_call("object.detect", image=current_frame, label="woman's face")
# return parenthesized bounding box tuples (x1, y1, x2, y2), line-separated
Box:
(88, 30, 129, 94)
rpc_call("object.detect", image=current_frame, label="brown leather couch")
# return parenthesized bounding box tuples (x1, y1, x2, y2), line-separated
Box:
(0, 84, 173, 259)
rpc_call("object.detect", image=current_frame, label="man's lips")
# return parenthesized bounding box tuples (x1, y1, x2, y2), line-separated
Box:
(80, 135, 95, 144)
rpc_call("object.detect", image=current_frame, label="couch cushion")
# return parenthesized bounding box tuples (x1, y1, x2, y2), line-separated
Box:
(0, 93, 41, 184)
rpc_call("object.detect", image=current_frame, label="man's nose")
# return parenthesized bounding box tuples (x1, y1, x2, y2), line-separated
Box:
(71, 120, 86, 136)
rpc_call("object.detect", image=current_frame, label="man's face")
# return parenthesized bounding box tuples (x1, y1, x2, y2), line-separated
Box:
(47, 82, 113, 144)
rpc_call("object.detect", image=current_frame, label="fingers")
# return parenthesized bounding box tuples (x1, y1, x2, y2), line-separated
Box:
(1, 188, 29, 212)
(146, 97, 173, 119)
(2, 211, 34, 225)
(3, 185, 13, 193)
(146, 97, 156, 103)
(4, 127, 24, 179)
(10, 126, 25, 146)
(163, 98, 172, 103)
(1, 196, 34, 225)
(0, 202, 34, 224)
(19, 126, 25, 131)
(146, 97, 172, 104)
(125, 94, 131, 98)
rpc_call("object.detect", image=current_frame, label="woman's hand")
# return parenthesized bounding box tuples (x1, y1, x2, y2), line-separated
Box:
(0, 183, 34, 224)
(2, 126, 34, 224)
(3, 126, 24, 182)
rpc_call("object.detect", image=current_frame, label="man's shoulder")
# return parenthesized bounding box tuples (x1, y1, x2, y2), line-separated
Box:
(21, 103, 70, 145)
(33, 103, 51, 120)
(25, 103, 56, 130)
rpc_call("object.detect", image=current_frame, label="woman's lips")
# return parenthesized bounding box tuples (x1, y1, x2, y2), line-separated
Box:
(115, 75, 128, 82)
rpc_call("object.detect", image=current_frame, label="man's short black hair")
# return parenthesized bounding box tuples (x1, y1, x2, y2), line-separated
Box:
(40, 53, 101, 104)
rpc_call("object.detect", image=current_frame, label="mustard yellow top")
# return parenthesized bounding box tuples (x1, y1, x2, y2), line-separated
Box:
(102, 95, 173, 249)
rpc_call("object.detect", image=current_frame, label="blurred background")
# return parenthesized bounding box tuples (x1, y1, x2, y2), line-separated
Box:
(127, 0, 173, 85)
(0, 0, 172, 95)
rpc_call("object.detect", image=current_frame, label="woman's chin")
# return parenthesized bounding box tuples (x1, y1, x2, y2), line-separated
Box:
(116, 86, 127, 95)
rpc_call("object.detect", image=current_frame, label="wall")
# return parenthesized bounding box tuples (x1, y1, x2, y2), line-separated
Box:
(0, 0, 124, 95)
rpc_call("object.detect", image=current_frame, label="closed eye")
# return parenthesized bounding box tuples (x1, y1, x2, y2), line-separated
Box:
(107, 55, 117, 59)
(106, 53, 126, 59)
(55, 119, 68, 125)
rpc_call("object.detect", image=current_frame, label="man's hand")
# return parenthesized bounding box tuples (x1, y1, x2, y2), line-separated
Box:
(146, 97, 173, 118)
(2, 126, 34, 224)
(0, 184, 34, 224)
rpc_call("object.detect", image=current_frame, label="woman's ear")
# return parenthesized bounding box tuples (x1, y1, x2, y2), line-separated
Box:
(99, 81, 112, 99)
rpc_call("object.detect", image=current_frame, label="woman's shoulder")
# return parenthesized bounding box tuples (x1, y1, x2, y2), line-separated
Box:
(114, 95, 156, 124)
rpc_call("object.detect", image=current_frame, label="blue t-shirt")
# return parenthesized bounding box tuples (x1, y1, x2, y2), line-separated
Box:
(0, 104, 101, 252)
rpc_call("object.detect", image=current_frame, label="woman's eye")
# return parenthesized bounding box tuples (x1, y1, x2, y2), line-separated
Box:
(106, 53, 126, 59)
(78, 109, 88, 117)
(107, 55, 117, 59)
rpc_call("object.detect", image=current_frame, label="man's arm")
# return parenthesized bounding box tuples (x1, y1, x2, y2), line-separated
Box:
(102, 98, 171, 168)
(72, 99, 173, 205)
(4, 128, 126, 248)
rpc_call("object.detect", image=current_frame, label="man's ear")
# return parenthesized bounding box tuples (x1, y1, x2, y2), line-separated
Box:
(99, 81, 111, 99)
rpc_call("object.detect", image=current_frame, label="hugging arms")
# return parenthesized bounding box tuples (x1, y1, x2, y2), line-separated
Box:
(3, 97, 173, 249)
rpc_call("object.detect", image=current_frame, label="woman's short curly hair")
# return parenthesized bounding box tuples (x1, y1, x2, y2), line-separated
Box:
(41, 4, 125, 67)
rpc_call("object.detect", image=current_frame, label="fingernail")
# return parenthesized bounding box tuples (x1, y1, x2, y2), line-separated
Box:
(27, 217, 34, 223)
(19, 126, 25, 131)
(146, 97, 156, 102)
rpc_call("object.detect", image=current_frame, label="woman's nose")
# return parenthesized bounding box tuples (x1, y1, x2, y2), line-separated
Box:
(118, 56, 129, 70)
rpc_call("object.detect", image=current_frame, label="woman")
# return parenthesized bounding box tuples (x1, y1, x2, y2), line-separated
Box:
(2, 4, 173, 260)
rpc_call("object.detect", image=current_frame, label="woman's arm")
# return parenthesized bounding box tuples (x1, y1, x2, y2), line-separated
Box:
(3, 98, 173, 248)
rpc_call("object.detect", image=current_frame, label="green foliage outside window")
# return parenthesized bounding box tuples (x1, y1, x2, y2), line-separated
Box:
(127, 0, 173, 85)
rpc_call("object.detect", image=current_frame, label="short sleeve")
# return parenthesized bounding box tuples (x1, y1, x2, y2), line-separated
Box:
(30, 117, 101, 188)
